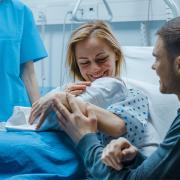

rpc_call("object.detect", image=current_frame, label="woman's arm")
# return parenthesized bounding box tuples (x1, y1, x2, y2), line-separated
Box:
(21, 61, 40, 104)
(86, 103, 126, 137)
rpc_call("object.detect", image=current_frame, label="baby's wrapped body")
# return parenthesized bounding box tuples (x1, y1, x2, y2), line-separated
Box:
(6, 77, 160, 156)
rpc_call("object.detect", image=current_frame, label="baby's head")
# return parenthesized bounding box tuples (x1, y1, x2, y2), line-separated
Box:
(66, 20, 124, 82)
(77, 77, 127, 109)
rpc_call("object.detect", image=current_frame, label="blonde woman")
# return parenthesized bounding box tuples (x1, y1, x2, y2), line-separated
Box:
(65, 20, 123, 96)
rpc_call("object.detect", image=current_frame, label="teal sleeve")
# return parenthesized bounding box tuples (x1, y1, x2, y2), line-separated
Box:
(20, 6, 47, 64)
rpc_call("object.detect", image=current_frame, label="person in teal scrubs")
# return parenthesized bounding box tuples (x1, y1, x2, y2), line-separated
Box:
(0, 0, 47, 121)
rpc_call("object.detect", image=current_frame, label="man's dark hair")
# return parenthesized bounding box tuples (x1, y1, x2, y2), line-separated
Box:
(157, 17, 180, 61)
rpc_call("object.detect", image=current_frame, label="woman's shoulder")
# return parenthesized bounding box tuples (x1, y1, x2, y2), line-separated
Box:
(127, 87, 148, 100)
(107, 87, 149, 124)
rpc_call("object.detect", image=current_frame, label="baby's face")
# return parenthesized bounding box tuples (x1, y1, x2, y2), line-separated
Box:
(75, 37, 117, 82)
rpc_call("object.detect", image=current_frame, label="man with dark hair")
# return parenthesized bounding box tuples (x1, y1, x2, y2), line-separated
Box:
(53, 17, 180, 179)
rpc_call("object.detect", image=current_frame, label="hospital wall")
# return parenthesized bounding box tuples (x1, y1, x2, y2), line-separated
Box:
(21, 0, 180, 91)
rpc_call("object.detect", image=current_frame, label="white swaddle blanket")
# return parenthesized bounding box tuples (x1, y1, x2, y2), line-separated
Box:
(6, 77, 127, 131)
(6, 106, 37, 131)
(5, 106, 59, 131)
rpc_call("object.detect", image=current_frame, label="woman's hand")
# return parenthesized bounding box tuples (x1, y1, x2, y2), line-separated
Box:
(64, 81, 91, 96)
(29, 92, 67, 129)
(29, 93, 54, 127)
(101, 137, 138, 170)
(53, 93, 97, 144)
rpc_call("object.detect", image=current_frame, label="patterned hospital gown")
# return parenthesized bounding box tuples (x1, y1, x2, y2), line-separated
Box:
(98, 88, 160, 156)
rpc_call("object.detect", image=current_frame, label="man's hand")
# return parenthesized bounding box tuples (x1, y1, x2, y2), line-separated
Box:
(53, 93, 97, 144)
(101, 137, 138, 170)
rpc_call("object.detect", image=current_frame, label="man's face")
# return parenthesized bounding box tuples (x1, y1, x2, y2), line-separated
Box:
(152, 37, 179, 94)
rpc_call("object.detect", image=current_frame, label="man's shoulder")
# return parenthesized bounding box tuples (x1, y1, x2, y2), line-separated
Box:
(177, 108, 180, 115)
(166, 110, 180, 139)
(174, 108, 180, 123)
(174, 109, 180, 124)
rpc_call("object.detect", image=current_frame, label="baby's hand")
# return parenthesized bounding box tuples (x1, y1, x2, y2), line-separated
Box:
(101, 137, 138, 170)
(64, 81, 91, 96)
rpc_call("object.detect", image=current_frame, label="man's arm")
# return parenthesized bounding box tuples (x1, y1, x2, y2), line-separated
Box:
(76, 133, 145, 180)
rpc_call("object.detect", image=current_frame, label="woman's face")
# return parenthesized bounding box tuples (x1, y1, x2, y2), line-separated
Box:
(75, 37, 117, 82)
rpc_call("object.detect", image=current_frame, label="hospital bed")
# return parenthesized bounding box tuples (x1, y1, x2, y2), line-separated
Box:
(0, 46, 179, 179)
(0, 0, 179, 178)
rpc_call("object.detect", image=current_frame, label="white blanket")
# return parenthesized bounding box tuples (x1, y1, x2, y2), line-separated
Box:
(6, 106, 39, 131)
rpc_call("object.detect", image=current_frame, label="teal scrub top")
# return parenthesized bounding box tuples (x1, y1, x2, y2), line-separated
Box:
(0, 0, 48, 121)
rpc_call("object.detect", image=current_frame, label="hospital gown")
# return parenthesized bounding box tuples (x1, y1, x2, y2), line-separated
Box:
(0, 0, 47, 121)
(99, 88, 160, 156)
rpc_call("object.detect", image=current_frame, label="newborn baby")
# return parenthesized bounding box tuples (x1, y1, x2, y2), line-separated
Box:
(6, 77, 127, 131)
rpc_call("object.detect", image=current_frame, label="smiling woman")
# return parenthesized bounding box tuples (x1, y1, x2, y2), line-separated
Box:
(66, 20, 124, 83)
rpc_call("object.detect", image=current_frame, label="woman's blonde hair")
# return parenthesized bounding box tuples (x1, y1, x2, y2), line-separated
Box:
(66, 20, 124, 81)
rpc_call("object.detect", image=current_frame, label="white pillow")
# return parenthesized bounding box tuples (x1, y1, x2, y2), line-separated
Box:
(122, 46, 158, 85)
